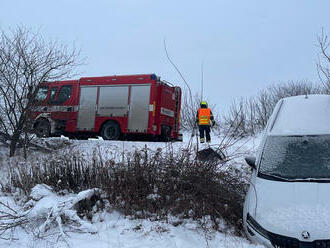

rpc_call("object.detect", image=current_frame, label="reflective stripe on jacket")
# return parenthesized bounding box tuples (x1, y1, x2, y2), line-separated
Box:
(198, 108, 211, 125)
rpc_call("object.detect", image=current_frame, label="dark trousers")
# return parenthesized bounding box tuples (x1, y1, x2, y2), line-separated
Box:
(199, 125, 211, 142)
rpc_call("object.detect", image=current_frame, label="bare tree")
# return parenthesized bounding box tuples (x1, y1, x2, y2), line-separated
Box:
(223, 97, 257, 137)
(0, 26, 82, 157)
(317, 29, 330, 92)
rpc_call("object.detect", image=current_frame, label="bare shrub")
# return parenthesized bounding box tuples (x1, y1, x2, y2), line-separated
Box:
(7, 146, 247, 235)
(180, 91, 198, 131)
(317, 29, 330, 92)
(224, 80, 323, 136)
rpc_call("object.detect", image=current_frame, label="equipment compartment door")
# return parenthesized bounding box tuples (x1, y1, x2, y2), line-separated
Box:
(77, 87, 98, 130)
(128, 85, 150, 132)
(97, 86, 129, 117)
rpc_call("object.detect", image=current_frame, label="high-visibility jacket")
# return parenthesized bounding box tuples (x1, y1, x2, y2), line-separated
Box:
(198, 108, 211, 125)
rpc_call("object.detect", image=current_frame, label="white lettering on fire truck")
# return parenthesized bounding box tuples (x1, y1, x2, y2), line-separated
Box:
(160, 107, 174, 118)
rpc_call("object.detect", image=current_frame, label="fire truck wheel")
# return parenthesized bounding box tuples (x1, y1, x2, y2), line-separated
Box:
(101, 121, 120, 140)
(35, 119, 51, 138)
(161, 125, 171, 141)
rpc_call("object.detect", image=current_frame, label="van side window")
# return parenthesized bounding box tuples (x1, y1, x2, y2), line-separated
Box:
(35, 86, 48, 101)
(51, 85, 72, 105)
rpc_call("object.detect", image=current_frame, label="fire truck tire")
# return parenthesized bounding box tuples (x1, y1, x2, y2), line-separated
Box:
(100, 121, 120, 140)
(161, 125, 171, 141)
(35, 119, 51, 138)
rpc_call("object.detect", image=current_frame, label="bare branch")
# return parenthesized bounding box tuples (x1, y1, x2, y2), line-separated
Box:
(0, 25, 83, 156)
(317, 28, 330, 91)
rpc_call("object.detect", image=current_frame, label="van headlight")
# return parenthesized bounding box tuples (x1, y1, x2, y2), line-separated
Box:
(246, 213, 270, 240)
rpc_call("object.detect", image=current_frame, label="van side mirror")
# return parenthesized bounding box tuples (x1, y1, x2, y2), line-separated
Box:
(245, 156, 256, 170)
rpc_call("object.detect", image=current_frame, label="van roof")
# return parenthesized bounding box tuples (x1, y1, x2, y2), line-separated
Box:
(269, 94, 330, 135)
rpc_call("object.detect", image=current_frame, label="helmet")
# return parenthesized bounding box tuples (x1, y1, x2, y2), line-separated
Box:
(200, 101, 208, 108)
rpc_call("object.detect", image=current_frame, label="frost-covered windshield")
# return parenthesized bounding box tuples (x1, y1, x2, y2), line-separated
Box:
(35, 86, 48, 101)
(259, 135, 330, 180)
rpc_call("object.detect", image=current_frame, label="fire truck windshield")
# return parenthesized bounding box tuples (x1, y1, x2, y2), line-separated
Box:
(50, 87, 58, 102)
(35, 86, 48, 102)
(50, 85, 72, 105)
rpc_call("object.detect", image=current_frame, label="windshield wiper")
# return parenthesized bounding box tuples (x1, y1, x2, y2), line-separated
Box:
(292, 178, 330, 183)
(258, 173, 330, 183)
(258, 172, 292, 182)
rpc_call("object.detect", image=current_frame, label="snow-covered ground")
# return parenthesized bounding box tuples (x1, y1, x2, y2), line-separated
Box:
(0, 195, 263, 248)
(0, 133, 263, 248)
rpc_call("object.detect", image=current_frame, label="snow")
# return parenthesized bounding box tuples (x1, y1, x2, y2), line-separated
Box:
(146, 193, 161, 200)
(26, 192, 59, 219)
(30, 184, 54, 201)
(0, 133, 262, 248)
(65, 131, 261, 169)
(65, 213, 263, 248)
(270, 94, 330, 135)
(72, 188, 104, 205)
(252, 175, 330, 241)
(0, 191, 263, 248)
(260, 204, 330, 240)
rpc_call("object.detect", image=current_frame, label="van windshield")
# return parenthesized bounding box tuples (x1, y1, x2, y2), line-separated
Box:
(259, 135, 330, 180)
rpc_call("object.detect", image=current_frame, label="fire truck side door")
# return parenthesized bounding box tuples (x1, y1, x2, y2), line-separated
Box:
(77, 87, 98, 131)
(127, 85, 150, 132)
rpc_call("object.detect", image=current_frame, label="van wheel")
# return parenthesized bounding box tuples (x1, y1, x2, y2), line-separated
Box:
(35, 119, 51, 138)
(101, 121, 120, 140)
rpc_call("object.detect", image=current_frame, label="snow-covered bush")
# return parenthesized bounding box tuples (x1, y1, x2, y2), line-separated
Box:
(0, 184, 107, 241)
(7, 146, 248, 235)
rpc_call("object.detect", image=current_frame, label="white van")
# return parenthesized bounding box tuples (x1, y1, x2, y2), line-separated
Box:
(243, 95, 330, 248)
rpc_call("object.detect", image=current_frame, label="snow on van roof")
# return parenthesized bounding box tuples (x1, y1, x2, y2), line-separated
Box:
(269, 94, 330, 135)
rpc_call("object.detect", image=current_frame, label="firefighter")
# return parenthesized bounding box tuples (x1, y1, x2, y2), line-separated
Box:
(196, 101, 215, 143)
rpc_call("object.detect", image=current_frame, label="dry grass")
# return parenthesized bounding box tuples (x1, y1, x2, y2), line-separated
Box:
(7, 145, 248, 235)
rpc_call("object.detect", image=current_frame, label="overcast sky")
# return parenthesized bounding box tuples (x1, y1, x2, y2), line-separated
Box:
(1, 0, 330, 113)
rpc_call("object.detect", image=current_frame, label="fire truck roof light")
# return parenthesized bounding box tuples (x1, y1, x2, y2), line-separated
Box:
(150, 74, 157, 80)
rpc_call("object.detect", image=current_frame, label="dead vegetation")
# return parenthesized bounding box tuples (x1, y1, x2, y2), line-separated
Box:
(4, 144, 248, 236)
(223, 80, 324, 137)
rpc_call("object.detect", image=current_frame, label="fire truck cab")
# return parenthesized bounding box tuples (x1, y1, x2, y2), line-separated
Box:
(33, 74, 182, 141)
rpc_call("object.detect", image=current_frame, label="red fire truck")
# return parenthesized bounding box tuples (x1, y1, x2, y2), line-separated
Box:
(33, 74, 182, 141)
